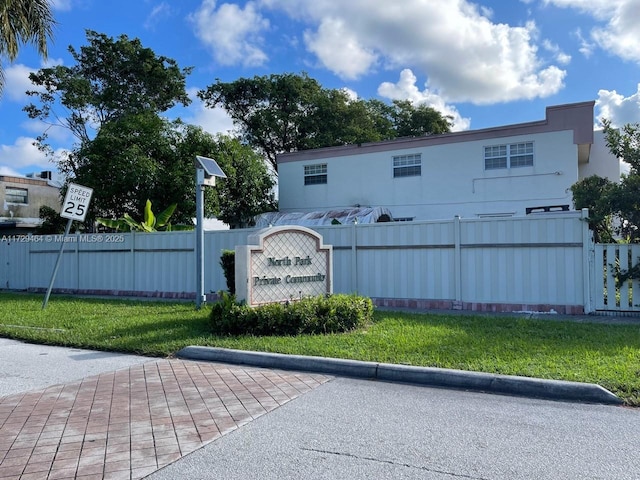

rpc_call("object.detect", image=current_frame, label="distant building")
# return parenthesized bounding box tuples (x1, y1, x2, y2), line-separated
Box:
(0, 171, 61, 235)
(276, 101, 620, 222)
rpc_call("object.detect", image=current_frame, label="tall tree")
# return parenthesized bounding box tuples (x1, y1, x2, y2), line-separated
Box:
(24, 29, 192, 174)
(570, 175, 616, 243)
(571, 120, 640, 243)
(198, 72, 452, 172)
(208, 135, 277, 229)
(0, 0, 54, 95)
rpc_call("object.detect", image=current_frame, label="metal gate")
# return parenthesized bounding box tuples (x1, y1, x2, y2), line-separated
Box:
(594, 243, 640, 313)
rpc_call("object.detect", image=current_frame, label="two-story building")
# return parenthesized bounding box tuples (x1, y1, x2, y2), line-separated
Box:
(0, 171, 61, 234)
(276, 101, 619, 222)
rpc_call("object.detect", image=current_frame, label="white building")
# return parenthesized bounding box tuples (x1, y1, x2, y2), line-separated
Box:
(276, 101, 620, 222)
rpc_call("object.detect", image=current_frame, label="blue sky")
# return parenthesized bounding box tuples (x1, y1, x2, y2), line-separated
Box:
(1, 0, 639, 179)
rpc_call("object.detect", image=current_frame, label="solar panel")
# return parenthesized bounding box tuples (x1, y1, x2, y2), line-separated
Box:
(196, 156, 227, 178)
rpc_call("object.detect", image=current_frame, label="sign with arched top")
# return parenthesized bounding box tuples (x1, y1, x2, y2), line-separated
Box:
(235, 226, 333, 306)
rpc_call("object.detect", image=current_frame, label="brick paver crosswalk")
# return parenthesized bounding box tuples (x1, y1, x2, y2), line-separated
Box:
(0, 359, 332, 480)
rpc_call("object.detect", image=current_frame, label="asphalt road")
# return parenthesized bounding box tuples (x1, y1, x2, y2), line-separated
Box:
(148, 377, 640, 480)
(2, 338, 639, 480)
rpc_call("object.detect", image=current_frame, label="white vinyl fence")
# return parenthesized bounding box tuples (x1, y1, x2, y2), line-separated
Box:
(594, 243, 640, 313)
(0, 210, 598, 313)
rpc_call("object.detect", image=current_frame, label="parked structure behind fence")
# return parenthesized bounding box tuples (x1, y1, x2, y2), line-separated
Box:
(0, 211, 598, 313)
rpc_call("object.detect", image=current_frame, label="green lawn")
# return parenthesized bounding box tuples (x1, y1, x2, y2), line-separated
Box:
(1, 292, 640, 405)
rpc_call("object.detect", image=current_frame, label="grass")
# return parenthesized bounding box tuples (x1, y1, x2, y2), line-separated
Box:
(1, 292, 640, 405)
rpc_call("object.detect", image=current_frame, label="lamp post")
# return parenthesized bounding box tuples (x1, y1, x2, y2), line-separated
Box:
(194, 156, 226, 309)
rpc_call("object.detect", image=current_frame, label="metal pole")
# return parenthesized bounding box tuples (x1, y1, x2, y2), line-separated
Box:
(195, 170, 205, 309)
(42, 218, 73, 309)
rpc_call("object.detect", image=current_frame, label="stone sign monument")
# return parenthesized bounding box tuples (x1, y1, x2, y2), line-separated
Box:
(235, 226, 333, 307)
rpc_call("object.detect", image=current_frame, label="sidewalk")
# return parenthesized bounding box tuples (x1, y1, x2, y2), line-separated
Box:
(0, 359, 330, 480)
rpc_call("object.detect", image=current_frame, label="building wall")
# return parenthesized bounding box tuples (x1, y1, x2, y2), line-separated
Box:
(578, 129, 621, 180)
(277, 101, 621, 222)
(0, 175, 61, 221)
(278, 130, 579, 221)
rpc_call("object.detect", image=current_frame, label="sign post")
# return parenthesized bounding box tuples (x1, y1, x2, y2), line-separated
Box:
(42, 183, 93, 309)
(194, 156, 226, 309)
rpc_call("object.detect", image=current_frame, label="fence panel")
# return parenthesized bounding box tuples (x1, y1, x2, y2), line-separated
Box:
(0, 240, 30, 289)
(1, 212, 592, 313)
(594, 244, 640, 312)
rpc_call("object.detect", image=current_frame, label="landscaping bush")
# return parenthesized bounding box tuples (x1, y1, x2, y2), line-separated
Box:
(210, 292, 373, 336)
(219, 250, 235, 295)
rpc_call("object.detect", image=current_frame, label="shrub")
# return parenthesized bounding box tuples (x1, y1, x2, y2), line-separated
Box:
(210, 293, 373, 336)
(219, 250, 235, 294)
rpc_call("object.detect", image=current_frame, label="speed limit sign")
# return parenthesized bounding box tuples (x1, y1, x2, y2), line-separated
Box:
(61, 183, 93, 221)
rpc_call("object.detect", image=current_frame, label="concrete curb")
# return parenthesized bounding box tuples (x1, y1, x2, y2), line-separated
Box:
(176, 346, 623, 405)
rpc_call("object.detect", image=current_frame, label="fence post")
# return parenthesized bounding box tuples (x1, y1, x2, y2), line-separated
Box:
(351, 221, 358, 293)
(454, 215, 462, 304)
(131, 231, 136, 293)
(581, 208, 593, 314)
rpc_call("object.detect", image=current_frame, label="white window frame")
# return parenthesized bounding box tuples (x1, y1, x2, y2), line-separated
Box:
(5, 187, 28, 204)
(393, 154, 422, 178)
(484, 142, 534, 170)
(304, 163, 327, 185)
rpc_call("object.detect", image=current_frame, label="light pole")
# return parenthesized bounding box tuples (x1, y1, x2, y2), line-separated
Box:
(194, 156, 226, 309)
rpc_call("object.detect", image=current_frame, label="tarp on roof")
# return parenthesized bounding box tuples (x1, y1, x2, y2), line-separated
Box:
(254, 207, 393, 227)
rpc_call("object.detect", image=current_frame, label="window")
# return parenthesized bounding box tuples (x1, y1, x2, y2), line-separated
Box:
(484, 142, 533, 170)
(5, 187, 28, 204)
(304, 164, 327, 185)
(393, 154, 421, 177)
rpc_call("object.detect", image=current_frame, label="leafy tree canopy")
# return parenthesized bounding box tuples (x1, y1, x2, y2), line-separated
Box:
(571, 120, 640, 243)
(198, 72, 452, 172)
(24, 29, 192, 172)
(205, 135, 277, 229)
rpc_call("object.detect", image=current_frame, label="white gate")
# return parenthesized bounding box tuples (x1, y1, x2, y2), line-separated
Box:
(594, 244, 640, 312)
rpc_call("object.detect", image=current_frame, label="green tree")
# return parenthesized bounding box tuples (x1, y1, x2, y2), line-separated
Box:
(207, 135, 277, 229)
(24, 29, 192, 174)
(35, 205, 66, 234)
(0, 0, 54, 95)
(198, 72, 452, 172)
(571, 120, 640, 243)
(602, 119, 640, 174)
(604, 120, 640, 243)
(570, 175, 616, 243)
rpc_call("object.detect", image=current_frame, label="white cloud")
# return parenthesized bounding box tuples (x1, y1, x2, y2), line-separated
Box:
(2, 64, 35, 102)
(0, 137, 51, 172)
(144, 2, 173, 30)
(190, 0, 270, 67)
(258, 0, 566, 104)
(542, 39, 571, 65)
(573, 28, 595, 58)
(183, 90, 235, 136)
(304, 18, 378, 80)
(596, 84, 640, 127)
(545, 0, 640, 63)
(50, 0, 73, 11)
(378, 69, 471, 132)
(1, 57, 63, 104)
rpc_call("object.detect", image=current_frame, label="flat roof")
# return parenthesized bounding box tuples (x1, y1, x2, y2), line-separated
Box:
(278, 101, 595, 164)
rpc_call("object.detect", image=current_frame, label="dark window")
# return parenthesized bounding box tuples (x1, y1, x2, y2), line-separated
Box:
(393, 154, 421, 177)
(6, 187, 28, 204)
(304, 164, 327, 185)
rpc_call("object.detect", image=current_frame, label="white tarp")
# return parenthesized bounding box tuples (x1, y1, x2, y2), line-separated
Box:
(254, 207, 393, 227)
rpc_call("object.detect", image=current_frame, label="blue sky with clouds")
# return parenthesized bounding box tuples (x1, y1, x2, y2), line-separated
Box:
(1, 0, 639, 179)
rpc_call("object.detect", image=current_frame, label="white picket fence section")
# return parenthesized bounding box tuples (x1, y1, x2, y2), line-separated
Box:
(594, 244, 640, 312)
(0, 210, 602, 313)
